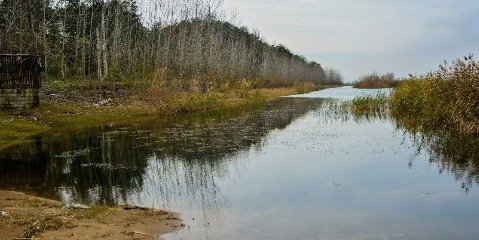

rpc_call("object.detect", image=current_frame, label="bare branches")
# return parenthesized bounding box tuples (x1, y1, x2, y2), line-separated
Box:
(0, 0, 334, 88)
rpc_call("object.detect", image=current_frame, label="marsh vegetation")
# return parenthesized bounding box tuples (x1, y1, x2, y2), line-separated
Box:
(391, 55, 479, 135)
(354, 72, 401, 89)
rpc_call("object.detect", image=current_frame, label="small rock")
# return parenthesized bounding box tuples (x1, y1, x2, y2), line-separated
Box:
(122, 230, 135, 237)
(1, 211, 9, 217)
(64, 203, 90, 209)
(98, 98, 112, 106)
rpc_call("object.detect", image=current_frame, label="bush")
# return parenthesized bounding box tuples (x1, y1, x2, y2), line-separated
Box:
(354, 72, 401, 89)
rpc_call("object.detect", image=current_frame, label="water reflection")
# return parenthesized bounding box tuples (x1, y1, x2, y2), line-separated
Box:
(328, 97, 479, 192)
(1, 95, 477, 200)
(0, 98, 323, 206)
(2, 87, 479, 239)
(394, 114, 479, 193)
(313, 99, 390, 124)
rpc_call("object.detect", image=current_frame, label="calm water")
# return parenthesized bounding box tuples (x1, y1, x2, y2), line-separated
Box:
(1, 86, 479, 239)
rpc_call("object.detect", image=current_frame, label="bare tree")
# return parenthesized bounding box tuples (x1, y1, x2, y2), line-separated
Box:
(1, 0, 337, 89)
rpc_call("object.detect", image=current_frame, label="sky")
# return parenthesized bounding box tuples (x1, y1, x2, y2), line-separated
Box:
(222, 0, 479, 81)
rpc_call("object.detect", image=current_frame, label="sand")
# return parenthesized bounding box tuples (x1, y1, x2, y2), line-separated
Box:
(0, 190, 183, 239)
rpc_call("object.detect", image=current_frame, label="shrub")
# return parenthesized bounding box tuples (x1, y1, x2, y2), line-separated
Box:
(354, 72, 401, 89)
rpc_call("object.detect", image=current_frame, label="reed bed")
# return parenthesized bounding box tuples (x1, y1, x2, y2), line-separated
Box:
(391, 55, 479, 134)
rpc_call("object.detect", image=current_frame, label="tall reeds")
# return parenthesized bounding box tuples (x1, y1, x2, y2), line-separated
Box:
(390, 55, 479, 134)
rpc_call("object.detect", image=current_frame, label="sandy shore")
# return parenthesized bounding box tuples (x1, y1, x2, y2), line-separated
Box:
(0, 190, 183, 239)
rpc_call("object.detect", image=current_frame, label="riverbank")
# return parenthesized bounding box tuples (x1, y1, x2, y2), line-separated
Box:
(0, 81, 338, 239)
(0, 190, 182, 239)
(0, 83, 333, 151)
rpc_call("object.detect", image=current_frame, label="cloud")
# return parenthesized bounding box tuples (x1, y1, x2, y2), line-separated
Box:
(223, 0, 479, 80)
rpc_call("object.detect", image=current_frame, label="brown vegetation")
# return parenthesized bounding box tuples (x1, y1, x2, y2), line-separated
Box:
(0, 79, 327, 151)
(354, 72, 400, 89)
(0, 0, 342, 91)
(391, 55, 479, 134)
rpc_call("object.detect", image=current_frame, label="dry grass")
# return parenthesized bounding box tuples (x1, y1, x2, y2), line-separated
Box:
(0, 78, 325, 150)
(354, 72, 401, 89)
(390, 55, 479, 134)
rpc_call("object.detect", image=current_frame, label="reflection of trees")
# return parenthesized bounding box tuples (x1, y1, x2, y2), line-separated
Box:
(315, 99, 479, 192)
(0, 127, 152, 203)
(129, 98, 323, 212)
(394, 116, 479, 193)
(49, 129, 151, 205)
(0, 98, 322, 206)
(0, 137, 49, 194)
(152, 99, 316, 162)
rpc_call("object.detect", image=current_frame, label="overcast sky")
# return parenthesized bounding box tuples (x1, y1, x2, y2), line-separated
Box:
(222, 0, 479, 81)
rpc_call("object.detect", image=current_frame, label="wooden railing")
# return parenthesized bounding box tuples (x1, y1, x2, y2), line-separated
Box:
(0, 54, 43, 90)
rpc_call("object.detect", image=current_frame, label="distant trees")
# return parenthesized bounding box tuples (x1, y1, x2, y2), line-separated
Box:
(354, 72, 399, 89)
(324, 68, 344, 85)
(0, 0, 338, 89)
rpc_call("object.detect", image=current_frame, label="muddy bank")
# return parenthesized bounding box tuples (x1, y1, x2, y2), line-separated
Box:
(0, 190, 183, 239)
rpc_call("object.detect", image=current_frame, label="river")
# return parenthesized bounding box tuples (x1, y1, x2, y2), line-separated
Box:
(1, 86, 478, 239)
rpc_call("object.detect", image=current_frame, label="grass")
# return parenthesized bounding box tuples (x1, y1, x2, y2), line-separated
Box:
(0, 81, 329, 151)
(0, 112, 49, 150)
(336, 93, 389, 119)
(22, 216, 74, 238)
(315, 93, 390, 124)
(349, 93, 388, 113)
(389, 56, 479, 191)
(71, 206, 111, 220)
(388, 56, 479, 191)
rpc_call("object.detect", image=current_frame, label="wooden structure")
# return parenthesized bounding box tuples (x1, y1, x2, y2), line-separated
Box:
(0, 54, 43, 90)
(0, 54, 43, 109)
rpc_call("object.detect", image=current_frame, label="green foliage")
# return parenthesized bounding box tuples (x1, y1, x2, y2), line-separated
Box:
(349, 93, 388, 113)
(0, 112, 49, 150)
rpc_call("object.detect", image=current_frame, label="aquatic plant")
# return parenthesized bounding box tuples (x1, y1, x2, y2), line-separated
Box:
(349, 93, 389, 114)
(390, 55, 479, 191)
(314, 93, 390, 124)
(390, 55, 479, 134)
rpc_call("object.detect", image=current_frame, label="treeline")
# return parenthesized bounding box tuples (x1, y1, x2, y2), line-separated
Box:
(0, 0, 341, 91)
(354, 72, 400, 89)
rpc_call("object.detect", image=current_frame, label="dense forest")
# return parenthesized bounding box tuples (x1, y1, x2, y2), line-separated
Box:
(0, 0, 342, 92)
